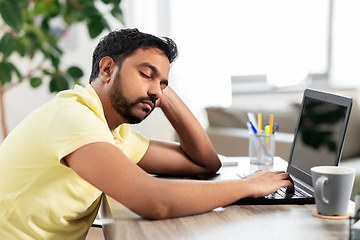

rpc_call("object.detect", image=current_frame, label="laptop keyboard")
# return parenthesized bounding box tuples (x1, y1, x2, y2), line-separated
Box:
(267, 187, 312, 198)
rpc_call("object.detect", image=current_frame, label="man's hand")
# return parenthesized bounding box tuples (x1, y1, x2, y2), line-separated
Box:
(153, 85, 176, 109)
(241, 170, 295, 198)
(153, 85, 167, 108)
(138, 86, 221, 176)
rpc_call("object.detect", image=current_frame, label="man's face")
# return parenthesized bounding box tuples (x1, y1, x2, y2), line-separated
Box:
(108, 47, 170, 124)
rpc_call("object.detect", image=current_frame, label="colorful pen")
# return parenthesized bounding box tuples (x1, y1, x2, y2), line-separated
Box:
(264, 125, 270, 135)
(248, 121, 258, 134)
(269, 114, 274, 134)
(257, 113, 262, 135)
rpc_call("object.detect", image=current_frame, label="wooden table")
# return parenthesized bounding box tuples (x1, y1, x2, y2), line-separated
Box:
(99, 157, 354, 240)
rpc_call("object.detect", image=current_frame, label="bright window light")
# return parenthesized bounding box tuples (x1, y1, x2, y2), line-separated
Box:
(170, 0, 329, 89)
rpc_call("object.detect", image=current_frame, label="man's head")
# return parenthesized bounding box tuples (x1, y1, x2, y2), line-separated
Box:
(107, 47, 170, 124)
(89, 28, 178, 83)
(89, 29, 178, 128)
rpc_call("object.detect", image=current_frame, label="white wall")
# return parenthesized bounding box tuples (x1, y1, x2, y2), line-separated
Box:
(332, 0, 360, 85)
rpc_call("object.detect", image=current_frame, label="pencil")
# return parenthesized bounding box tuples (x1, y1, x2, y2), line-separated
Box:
(257, 113, 262, 135)
(269, 114, 274, 134)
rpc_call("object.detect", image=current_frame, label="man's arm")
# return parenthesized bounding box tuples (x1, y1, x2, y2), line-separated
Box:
(64, 142, 294, 220)
(137, 86, 221, 176)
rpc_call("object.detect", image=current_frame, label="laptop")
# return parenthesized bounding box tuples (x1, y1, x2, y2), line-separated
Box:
(203, 88, 353, 205)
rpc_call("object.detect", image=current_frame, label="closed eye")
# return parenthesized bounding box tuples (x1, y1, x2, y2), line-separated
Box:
(140, 72, 151, 79)
(161, 81, 168, 88)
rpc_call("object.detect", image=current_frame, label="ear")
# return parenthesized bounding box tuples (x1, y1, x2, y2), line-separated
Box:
(99, 57, 117, 83)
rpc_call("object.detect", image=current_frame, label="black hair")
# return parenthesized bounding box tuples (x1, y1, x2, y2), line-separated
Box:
(89, 28, 178, 82)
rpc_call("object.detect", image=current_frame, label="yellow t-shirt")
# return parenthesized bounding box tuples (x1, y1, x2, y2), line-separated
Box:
(0, 85, 149, 239)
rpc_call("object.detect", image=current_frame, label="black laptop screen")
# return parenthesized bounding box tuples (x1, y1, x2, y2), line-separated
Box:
(287, 89, 352, 186)
(290, 97, 347, 174)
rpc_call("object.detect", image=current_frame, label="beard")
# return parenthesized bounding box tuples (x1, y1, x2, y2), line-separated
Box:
(109, 71, 156, 124)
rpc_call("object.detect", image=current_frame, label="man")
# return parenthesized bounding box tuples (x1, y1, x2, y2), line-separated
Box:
(0, 28, 294, 239)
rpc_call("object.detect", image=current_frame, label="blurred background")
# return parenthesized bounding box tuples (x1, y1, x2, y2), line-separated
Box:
(1, 0, 359, 143)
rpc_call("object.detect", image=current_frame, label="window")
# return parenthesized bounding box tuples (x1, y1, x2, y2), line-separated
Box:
(170, 0, 331, 91)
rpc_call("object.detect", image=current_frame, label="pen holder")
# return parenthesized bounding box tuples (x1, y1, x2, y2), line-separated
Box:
(249, 133, 275, 165)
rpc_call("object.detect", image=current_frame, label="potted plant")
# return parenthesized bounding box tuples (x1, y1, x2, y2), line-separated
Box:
(0, 0, 124, 140)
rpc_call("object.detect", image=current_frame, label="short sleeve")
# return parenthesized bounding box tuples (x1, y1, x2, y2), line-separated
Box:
(45, 98, 115, 161)
(112, 124, 149, 164)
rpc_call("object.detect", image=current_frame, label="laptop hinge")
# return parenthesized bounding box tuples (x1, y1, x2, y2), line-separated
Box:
(291, 174, 314, 193)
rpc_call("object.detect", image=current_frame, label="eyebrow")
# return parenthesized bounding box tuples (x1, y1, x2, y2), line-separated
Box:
(139, 62, 159, 75)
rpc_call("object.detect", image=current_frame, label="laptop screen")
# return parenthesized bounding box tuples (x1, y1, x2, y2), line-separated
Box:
(287, 89, 352, 186)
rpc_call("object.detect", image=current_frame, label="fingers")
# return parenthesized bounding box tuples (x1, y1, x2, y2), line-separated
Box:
(285, 175, 295, 193)
(273, 171, 294, 188)
(277, 172, 295, 193)
(244, 170, 295, 197)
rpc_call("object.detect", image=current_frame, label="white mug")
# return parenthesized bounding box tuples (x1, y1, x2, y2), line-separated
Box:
(311, 166, 355, 216)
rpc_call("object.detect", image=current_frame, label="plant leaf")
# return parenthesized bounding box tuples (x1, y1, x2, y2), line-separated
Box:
(50, 54, 60, 71)
(49, 76, 69, 92)
(41, 18, 50, 32)
(101, 0, 112, 4)
(34, 1, 48, 15)
(14, 38, 26, 57)
(34, 0, 61, 17)
(7, 62, 22, 80)
(30, 77, 42, 88)
(68, 66, 84, 79)
(0, 0, 23, 32)
(83, 5, 102, 18)
(25, 31, 38, 40)
(43, 70, 52, 75)
(111, 6, 123, 24)
(112, 0, 121, 5)
(0, 62, 12, 85)
(87, 18, 105, 39)
(0, 33, 14, 58)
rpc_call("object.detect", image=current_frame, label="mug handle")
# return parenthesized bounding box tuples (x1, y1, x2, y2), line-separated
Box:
(315, 176, 329, 204)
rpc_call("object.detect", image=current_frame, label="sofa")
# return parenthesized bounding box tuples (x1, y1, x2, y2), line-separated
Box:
(205, 89, 360, 199)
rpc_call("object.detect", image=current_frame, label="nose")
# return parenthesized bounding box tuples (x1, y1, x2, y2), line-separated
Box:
(148, 82, 163, 100)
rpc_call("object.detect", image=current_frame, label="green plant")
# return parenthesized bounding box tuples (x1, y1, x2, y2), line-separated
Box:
(0, 0, 123, 140)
